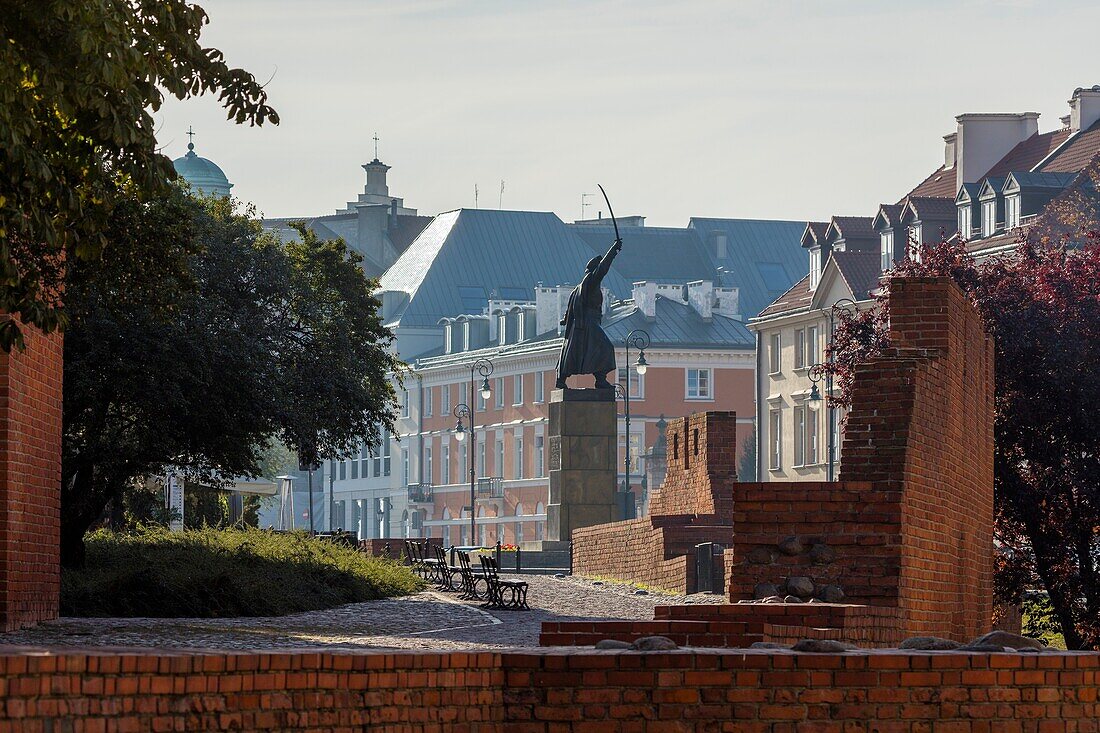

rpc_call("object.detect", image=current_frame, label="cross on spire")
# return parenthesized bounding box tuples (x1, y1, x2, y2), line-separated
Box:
(186, 125, 196, 151)
(372, 132, 380, 160)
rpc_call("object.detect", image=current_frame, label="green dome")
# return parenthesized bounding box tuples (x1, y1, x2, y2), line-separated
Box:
(172, 142, 233, 197)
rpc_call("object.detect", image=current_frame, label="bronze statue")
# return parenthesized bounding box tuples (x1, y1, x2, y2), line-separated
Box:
(555, 238, 622, 389)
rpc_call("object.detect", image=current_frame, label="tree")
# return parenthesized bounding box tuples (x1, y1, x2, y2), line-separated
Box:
(825, 164, 1100, 649)
(0, 0, 277, 349)
(738, 424, 758, 482)
(62, 189, 400, 566)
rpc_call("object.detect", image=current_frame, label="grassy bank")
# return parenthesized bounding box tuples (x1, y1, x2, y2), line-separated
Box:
(62, 527, 424, 618)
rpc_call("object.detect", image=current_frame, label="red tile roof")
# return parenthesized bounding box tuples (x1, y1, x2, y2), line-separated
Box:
(905, 196, 957, 221)
(756, 273, 813, 318)
(830, 216, 876, 240)
(903, 165, 956, 201)
(1039, 120, 1100, 173)
(984, 128, 1073, 178)
(832, 251, 883, 301)
(875, 204, 904, 228)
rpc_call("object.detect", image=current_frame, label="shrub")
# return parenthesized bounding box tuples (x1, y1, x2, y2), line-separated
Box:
(62, 527, 424, 618)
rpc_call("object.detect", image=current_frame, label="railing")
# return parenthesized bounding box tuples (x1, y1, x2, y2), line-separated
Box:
(407, 482, 433, 503)
(476, 476, 504, 499)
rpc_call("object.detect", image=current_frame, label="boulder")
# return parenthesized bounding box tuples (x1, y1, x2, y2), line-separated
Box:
(632, 636, 678, 651)
(958, 643, 1014, 652)
(899, 636, 961, 651)
(753, 582, 779, 600)
(595, 639, 633, 650)
(783, 595, 804, 603)
(778, 536, 804, 556)
(792, 639, 857, 653)
(746, 547, 776, 565)
(965, 631, 1044, 651)
(633, 589, 649, 595)
(762, 595, 785, 604)
(819, 585, 846, 603)
(808, 543, 836, 564)
(786, 576, 815, 598)
(750, 642, 791, 650)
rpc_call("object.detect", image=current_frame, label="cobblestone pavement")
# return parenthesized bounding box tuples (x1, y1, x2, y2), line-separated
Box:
(0, 574, 726, 652)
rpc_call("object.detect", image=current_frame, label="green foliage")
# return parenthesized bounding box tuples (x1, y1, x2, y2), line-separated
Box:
(1022, 594, 1067, 650)
(738, 424, 758, 482)
(62, 527, 424, 618)
(0, 0, 277, 349)
(61, 189, 401, 566)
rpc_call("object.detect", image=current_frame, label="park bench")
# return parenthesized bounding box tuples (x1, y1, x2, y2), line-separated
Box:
(430, 544, 463, 592)
(456, 550, 489, 601)
(479, 555, 529, 610)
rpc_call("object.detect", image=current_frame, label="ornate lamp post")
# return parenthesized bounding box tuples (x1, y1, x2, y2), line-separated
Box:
(613, 329, 650, 495)
(807, 297, 859, 482)
(452, 357, 493, 544)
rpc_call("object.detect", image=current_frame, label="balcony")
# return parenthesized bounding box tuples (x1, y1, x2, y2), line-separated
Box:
(407, 482, 433, 504)
(476, 476, 504, 500)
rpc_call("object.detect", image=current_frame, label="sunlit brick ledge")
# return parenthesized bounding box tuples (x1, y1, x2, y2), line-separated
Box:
(0, 646, 1096, 731)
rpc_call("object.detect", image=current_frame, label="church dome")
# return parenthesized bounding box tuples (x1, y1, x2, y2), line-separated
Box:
(172, 138, 233, 197)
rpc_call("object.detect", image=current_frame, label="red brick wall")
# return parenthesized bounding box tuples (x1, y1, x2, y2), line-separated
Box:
(0, 647, 1095, 731)
(729, 481, 903, 607)
(841, 277, 995, 642)
(0, 324, 62, 632)
(648, 411, 737, 517)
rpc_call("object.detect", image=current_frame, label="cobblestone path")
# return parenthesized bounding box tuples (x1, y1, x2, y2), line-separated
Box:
(0, 575, 725, 651)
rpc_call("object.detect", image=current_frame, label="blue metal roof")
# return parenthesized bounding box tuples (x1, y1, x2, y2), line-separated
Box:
(569, 224, 718, 285)
(688, 218, 808, 318)
(604, 296, 754, 349)
(378, 209, 630, 328)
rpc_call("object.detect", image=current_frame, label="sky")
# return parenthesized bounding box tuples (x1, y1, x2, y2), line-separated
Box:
(158, 0, 1100, 227)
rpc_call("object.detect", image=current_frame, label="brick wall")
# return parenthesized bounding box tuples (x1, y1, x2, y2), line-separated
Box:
(0, 647, 1095, 731)
(841, 277, 995, 641)
(570, 413, 736, 593)
(0, 323, 62, 632)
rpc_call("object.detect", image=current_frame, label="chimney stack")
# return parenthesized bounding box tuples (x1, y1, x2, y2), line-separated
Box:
(955, 112, 1039, 193)
(1069, 86, 1100, 133)
(686, 281, 714, 320)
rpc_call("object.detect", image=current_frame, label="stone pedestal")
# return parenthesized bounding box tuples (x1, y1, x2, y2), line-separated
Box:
(546, 387, 617, 542)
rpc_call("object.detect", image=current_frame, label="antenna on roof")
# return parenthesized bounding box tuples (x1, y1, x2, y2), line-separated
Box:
(372, 132, 380, 160)
(474, 183, 479, 209)
(581, 193, 593, 220)
(499, 180, 505, 209)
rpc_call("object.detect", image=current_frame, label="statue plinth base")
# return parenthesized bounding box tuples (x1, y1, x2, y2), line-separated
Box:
(547, 388, 617, 542)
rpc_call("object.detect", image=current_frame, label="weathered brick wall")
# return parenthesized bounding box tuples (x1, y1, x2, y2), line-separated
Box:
(570, 412, 736, 593)
(648, 411, 737, 517)
(0, 647, 1095, 731)
(729, 481, 903, 607)
(0, 324, 62, 632)
(841, 277, 995, 642)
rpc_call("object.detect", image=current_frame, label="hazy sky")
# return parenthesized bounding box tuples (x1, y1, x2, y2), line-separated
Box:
(158, 0, 1100, 226)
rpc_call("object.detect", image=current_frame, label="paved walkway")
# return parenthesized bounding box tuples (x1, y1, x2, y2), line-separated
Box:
(0, 575, 725, 651)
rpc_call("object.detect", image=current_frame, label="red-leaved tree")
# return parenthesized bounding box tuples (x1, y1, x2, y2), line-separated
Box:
(826, 159, 1100, 649)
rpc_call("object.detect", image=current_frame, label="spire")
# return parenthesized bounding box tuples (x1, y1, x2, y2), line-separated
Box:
(186, 125, 196, 154)
(372, 131, 380, 161)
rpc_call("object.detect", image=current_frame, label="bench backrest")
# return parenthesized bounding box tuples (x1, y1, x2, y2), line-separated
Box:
(479, 554, 500, 581)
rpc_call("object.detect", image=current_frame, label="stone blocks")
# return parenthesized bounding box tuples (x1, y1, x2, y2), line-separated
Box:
(545, 388, 617, 542)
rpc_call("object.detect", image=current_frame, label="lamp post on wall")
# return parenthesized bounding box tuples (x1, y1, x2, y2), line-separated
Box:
(807, 297, 859, 482)
(613, 329, 650, 495)
(452, 357, 493, 544)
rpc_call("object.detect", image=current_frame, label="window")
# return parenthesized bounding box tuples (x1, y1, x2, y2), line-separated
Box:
(459, 441, 468, 483)
(807, 325, 819, 366)
(339, 460, 347, 481)
(909, 224, 922, 252)
(382, 429, 391, 476)
(793, 406, 806, 467)
(535, 435, 545, 476)
(881, 230, 894, 271)
(402, 390, 410, 418)
(534, 372, 545, 403)
(424, 446, 433, 485)
(808, 249, 821, 289)
(768, 333, 781, 374)
(457, 285, 487, 312)
(497, 314, 507, 344)
(982, 201, 996, 237)
(477, 440, 486, 478)
(477, 384, 486, 411)
(616, 367, 644, 398)
(495, 438, 504, 477)
(424, 386, 433, 417)
(769, 409, 782, 470)
(757, 262, 790, 294)
(494, 377, 504, 409)
(360, 441, 368, 478)
(807, 408, 819, 465)
(794, 329, 806, 370)
(498, 286, 529, 300)
(686, 368, 712, 400)
(619, 433, 642, 474)
(442, 385, 451, 414)
(441, 444, 450, 485)
(514, 435, 524, 479)
(513, 375, 523, 405)
(350, 454, 359, 479)
(401, 448, 409, 486)
(832, 408, 843, 465)
(1006, 195, 1021, 229)
(958, 207, 972, 239)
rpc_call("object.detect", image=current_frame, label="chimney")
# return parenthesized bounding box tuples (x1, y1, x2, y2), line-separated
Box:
(535, 285, 572, 336)
(955, 112, 1039, 192)
(632, 282, 658, 319)
(389, 198, 399, 229)
(943, 132, 957, 169)
(362, 159, 390, 197)
(686, 280, 714, 320)
(714, 286, 740, 320)
(1069, 86, 1100, 133)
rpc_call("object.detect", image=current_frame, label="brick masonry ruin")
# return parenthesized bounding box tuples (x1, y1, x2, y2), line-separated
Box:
(0, 324, 62, 632)
(567, 276, 996, 645)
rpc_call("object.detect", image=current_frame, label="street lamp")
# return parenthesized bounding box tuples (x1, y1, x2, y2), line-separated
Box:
(615, 329, 650, 501)
(808, 297, 859, 482)
(452, 357, 493, 544)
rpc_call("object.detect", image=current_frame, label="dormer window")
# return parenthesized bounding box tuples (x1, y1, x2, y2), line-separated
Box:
(809, 248, 822, 289)
(909, 225, 922, 256)
(981, 200, 996, 237)
(1005, 194, 1021, 230)
(958, 207, 972, 239)
(880, 230, 893, 271)
(497, 314, 507, 344)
